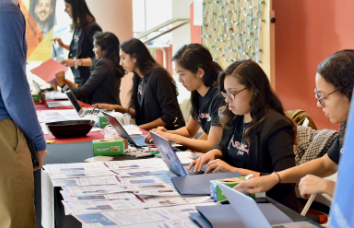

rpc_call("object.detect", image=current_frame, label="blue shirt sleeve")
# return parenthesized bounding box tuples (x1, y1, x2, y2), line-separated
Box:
(0, 6, 46, 151)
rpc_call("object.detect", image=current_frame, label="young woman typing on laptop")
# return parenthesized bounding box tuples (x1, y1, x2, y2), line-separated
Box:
(189, 60, 299, 211)
(93, 38, 185, 131)
(55, 32, 125, 105)
(235, 50, 354, 200)
(145, 44, 224, 152)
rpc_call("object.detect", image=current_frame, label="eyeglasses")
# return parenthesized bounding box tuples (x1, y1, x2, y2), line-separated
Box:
(221, 87, 248, 100)
(314, 88, 339, 107)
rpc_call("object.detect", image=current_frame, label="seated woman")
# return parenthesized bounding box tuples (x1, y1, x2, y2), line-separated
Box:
(93, 38, 185, 131)
(145, 44, 224, 152)
(189, 59, 299, 211)
(235, 50, 354, 200)
(56, 32, 124, 105)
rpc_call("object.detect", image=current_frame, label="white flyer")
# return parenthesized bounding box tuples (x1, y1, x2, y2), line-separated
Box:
(73, 209, 164, 227)
(104, 159, 166, 170)
(44, 162, 109, 173)
(61, 191, 136, 202)
(142, 196, 214, 208)
(44, 159, 166, 174)
(133, 189, 180, 198)
(62, 183, 175, 196)
(52, 175, 169, 187)
(51, 176, 123, 187)
(49, 168, 170, 179)
(63, 196, 212, 215)
(63, 198, 148, 215)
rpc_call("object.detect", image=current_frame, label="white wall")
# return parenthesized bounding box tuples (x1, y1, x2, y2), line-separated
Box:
(86, 0, 134, 107)
(172, 0, 192, 103)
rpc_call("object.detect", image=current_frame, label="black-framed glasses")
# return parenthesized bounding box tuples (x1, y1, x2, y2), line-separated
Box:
(221, 87, 248, 100)
(314, 88, 339, 107)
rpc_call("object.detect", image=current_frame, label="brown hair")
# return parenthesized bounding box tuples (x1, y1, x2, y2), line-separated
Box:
(218, 60, 297, 144)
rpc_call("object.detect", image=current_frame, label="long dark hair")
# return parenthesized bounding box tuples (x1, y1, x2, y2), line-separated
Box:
(93, 32, 124, 78)
(64, 0, 95, 29)
(317, 49, 354, 145)
(219, 60, 297, 144)
(172, 44, 223, 119)
(120, 38, 178, 110)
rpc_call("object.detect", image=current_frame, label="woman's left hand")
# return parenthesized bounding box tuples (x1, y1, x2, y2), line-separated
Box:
(204, 159, 236, 174)
(55, 71, 66, 87)
(299, 174, 335, 199)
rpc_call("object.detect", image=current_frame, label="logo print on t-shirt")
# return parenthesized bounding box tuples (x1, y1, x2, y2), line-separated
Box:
(138, 84, 143, 95)
(198, 113, 211, 122)
(74, 35, 80, 41)
(229, 135, 249, 155)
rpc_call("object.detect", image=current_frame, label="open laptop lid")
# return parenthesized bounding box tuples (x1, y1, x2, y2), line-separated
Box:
(150, 131, 187, 177)
(32, 80, 41, 93)
(101, 111, 136, 145)
(218, 183, 272, 228)
(64, 87, 84, 115)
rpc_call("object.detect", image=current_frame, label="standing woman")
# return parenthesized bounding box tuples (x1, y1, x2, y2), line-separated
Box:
(52, 0, 102, 86)
(189, 60, 299, 211)
(55, 32, 125, 105)
(94, 38, 185, 131)
(146, 44, 224, 152)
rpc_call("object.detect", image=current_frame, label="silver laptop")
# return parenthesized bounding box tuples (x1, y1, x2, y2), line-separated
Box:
(32, 80, 41, 93)
(64, 86, 100, 117)
(101, 111, 151, 147)
(218, 183, 319, 228)
(46, 100, 72, 108)
(150, 131, 204, 176)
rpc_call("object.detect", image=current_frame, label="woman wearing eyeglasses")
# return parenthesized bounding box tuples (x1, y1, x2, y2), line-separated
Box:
(234, 50, 354, 201)
(188, 59, 299, 211)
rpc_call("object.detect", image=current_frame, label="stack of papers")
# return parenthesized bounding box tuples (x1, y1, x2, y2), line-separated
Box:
(44, 158, 216, 227)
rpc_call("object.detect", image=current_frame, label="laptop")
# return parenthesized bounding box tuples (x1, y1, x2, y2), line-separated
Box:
(101, 111, 151, 147)
(150, 131, 204, 176)
(32, 80, 41, 93)
(64, 86, 100, 117)
(46, 100, 72, 108)
(218, 183, 319, 228)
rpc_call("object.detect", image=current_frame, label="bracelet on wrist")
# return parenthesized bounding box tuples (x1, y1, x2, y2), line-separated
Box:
(273, 172, 281, 184)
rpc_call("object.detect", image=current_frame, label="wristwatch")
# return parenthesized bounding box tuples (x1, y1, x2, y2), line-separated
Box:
(61, 84, 70, 92)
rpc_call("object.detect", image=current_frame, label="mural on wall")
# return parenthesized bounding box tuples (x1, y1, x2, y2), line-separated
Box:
(20, 0, 57, 61)
(202, 0, 265, 64)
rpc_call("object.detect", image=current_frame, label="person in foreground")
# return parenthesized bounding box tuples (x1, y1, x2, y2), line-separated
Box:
(55, 32, 125, 105)
(0, 1, 48, 227)
(93, 38, 185, 131)
(188, 59, 299, 211)
(235, 50, 354, 200)
(145, 44, 224, 152)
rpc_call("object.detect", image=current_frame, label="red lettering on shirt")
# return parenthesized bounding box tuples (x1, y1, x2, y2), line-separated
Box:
(230, 136, 249, 154)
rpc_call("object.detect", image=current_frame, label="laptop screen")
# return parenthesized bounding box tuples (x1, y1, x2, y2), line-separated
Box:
(150, 131, 187, 176)
(101, 111, 132, 142)
(65, 89, 82, 113)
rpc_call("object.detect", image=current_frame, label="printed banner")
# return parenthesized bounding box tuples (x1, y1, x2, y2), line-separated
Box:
(20, 0, 57, 61)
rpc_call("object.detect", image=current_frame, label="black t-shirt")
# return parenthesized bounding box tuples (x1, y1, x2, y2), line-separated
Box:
(70, 28, 82, 83)
(225, 118, 252, 168)
(197, 86, 223, 134)
(327, 137, 342, 165)
(137, 78, 144, 107)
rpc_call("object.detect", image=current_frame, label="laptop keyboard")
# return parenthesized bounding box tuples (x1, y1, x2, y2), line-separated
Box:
(184, 167, 204, 175)
(132, 136, 149, 146)
(82, 109, 100, 116)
